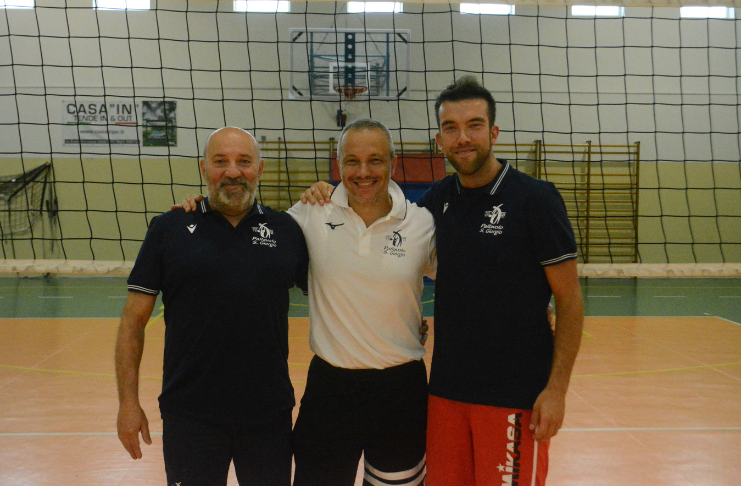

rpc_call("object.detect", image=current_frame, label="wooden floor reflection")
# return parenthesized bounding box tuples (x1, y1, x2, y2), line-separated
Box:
(1, 315, 739, 485)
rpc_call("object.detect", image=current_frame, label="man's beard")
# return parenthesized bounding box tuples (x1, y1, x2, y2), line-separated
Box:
(208, 177, 255, 213)
(446, 144, 491, 176)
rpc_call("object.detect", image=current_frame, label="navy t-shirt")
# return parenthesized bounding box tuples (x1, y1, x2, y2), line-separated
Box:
(127, 198, 309, 427)
(419, 161, 577, 409)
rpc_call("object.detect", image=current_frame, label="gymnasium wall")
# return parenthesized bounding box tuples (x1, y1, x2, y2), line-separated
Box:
(1, 1, 739, 262)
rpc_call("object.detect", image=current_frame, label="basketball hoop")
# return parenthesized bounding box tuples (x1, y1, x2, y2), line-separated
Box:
(334, 85, 368, 100)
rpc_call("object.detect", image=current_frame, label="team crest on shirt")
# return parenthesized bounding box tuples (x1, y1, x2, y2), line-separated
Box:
(481, 204, 505, 235)
(497, 412, 522, 485)
(252, 223, 277, 247)
(383, 230, 407, 258)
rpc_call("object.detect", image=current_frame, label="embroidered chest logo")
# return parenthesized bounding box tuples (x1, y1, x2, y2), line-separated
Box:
(187, 224, 196, 234)
(443, 202, 449, 214)
(252, 223, 277, 247)
(497, 413, 522, 485)
(481, 204, 505, 235)
(326, 222, 344, 230)
(383, 230, 407, 258)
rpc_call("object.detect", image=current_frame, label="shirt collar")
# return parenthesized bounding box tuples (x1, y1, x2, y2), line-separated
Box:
(454, 159, 511, 197)
(332, 179, 408, 220)
(200, 197, 264, 217)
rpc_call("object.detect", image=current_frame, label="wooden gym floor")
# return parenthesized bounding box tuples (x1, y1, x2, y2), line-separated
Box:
(0, 276, 740, 485)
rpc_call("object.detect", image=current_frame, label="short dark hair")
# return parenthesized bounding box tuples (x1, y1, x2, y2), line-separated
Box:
(434, 76, 497, 128)
(337, 118, 395, 161)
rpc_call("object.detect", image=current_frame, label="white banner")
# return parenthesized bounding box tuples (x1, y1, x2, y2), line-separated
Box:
(63, 99, 140, 145)
(62, 99, 177, 147)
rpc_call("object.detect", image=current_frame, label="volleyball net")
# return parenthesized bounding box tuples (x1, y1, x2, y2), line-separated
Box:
(0, 1, 740, 276)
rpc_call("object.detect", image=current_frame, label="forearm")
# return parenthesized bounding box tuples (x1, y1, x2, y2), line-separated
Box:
(532, 260, 583, 441)
(115, 321, 145, 406)
(115, 292, 156, 459)
(547, 289, 584, 394)
(115, 293, 155, 407)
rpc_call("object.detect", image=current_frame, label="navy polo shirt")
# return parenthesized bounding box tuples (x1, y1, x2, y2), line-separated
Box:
(127, 198, 309, 427)
(418, 161, 577, 410)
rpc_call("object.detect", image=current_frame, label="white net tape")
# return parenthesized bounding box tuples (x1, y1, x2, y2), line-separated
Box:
(1, 260, 739, 278)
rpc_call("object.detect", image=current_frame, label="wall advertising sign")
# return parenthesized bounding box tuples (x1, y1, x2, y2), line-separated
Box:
(63, 99, 176, 147)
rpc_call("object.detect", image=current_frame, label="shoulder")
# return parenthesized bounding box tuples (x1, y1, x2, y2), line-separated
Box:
(405, 201, 435, 228)
(429, 174, 456, 193)
(261, 205, 305, 233)
(507, 167, 559, 199)
(141, 210, 206, 246)
(503, 170, 568, 221)
(145, 209, 190, 231)
(286, 199, 334, 228)
(419, 174, 456, 210)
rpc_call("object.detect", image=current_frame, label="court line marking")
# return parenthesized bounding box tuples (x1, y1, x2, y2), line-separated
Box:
(573, 361, 741, 378)
(37, 296, 73, 299)
(0, 364, 161, 381)
(715, 316, 741, 326)
(584, 315, 726, 319)
(587, 295, 622, 298)
(584, 315, 740, 326)
(589, 285, 741, 290)
(0, 284, 127, 291)
(653, 295, 687, 298)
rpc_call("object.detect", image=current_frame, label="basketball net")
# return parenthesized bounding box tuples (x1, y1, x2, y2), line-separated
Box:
(334, 85, 368, 100)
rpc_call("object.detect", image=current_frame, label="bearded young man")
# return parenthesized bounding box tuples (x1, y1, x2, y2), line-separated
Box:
(420, 76, 584, 486)
(115, 127, 308, 486)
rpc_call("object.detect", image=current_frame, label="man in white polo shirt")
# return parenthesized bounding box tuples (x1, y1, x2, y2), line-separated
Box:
(288, 119, 435, 486)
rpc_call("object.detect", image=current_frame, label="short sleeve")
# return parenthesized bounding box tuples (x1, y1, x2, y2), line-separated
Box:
(287, 201, 308, 229)
(417, 186, 434, 211)
(527, 182, 578, 267)
(127, 215, 165, 295)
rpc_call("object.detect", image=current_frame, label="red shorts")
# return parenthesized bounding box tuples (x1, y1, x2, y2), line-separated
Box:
(426, 395, 549, 486)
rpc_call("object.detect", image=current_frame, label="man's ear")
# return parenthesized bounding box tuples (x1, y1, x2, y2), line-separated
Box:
(490, 125, 500, 147)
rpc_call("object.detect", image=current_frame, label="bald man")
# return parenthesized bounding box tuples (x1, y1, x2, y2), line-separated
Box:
(115, 127, 309, 486)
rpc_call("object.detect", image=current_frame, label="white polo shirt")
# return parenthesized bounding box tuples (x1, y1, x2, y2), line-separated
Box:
(288, 180, 437, 369)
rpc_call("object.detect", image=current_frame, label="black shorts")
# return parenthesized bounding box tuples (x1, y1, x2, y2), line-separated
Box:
(162, 411, 292, 486)
(292, 355, 428, 486)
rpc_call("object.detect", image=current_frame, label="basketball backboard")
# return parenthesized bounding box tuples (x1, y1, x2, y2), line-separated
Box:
(289, 28, 411, 101)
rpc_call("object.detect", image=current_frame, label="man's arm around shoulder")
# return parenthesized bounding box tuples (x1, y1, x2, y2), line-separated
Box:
(115, 291, 157, 459)
(530, 258, 584, 442)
